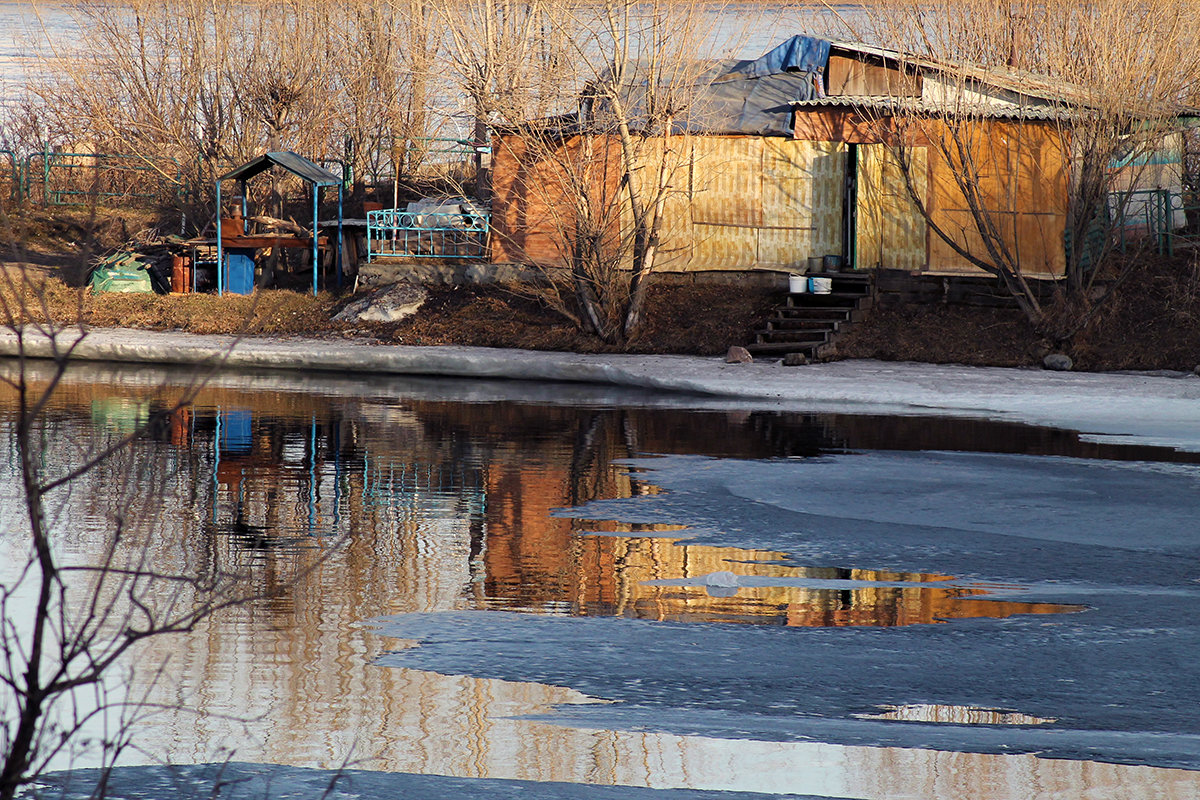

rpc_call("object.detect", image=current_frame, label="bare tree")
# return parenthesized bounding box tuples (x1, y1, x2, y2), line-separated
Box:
(472, 0, 735, 343)
(21, 0, 442, 222)
(845, 0, 1200, 343)
(0, 231, 322, 798)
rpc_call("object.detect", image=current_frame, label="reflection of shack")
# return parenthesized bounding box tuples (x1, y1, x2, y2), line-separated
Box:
(463, 406, 1078, 627)
(208, 151, 345, 296)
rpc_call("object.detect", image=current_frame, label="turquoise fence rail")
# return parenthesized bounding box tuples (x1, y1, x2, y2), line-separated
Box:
(24, 149, 180, 206)
(367, 206, 489, 261)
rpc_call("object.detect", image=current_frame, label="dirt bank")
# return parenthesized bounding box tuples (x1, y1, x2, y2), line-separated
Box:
(837, 253, 1200, 372)
(3, 206, 1198, 370)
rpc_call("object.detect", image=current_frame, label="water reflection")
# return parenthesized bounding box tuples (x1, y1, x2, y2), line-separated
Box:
(481, 535, 1084, 626)
(856, 704, 1056, 726)
(0, 366, 1192, 798)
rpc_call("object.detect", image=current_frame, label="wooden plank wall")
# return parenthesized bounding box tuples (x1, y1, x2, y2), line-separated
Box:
(490, 118, 1071, 278)
(826, 55, 921, 97)
(687, 137, 846, 270)
(925, 119, 1068, 278)
(489, 134, 625, 266)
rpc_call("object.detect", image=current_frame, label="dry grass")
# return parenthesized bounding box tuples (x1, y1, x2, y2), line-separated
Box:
(836, 304, 1042, 367)
(0, 272, 341, 336)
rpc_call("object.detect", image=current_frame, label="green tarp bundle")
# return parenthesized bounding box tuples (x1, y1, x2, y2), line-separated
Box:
(89, 252, 155, 294)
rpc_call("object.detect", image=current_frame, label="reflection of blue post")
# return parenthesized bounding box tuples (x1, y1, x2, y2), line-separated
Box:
(332, 423, 342, 529)
(212, 407, 221, 524)
(362, 447, 371, 504)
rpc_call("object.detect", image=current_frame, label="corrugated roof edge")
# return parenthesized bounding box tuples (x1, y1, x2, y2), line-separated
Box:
(791, 96, 1075, 121)
(794, 94, 1200, 123)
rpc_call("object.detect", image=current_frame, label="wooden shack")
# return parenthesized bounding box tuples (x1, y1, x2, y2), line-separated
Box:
(489, 37, 1191, 281)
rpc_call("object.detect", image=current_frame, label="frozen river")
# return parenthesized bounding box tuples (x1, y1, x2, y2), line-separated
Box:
(3, 360, 1200, 799)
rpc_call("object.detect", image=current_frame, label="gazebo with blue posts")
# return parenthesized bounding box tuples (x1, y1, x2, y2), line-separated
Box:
(215, 152, 344, 296)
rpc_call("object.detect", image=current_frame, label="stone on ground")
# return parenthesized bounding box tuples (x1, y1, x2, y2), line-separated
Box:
(725, 346, 753, 364)
(333, 281, 428, 324)
(782, 352, 808, 366)
(1043, 353, 1073, 371)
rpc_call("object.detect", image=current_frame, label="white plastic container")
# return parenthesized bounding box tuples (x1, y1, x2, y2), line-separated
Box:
(788, 274, 808, 293)
(810, 277, 833, 294)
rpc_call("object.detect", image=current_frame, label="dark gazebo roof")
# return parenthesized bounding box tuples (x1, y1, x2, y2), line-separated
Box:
(219, 151, 342, 186)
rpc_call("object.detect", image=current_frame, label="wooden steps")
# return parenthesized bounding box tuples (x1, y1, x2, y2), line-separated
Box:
(747, 272, 873, 360)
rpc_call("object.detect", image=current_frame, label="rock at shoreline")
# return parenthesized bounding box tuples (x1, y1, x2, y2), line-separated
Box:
(725, 346, 753, 364)
(782, 352, 808, 366)
(1043, 353, 1073, 371)
(333, 281, 428, 324)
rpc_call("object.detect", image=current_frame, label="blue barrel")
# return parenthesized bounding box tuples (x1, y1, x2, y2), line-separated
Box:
(225, 249, 255, 294)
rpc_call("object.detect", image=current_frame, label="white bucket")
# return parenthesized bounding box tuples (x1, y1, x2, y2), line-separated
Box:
(788, 274, 808, 293)
(810, 277, 833, 294)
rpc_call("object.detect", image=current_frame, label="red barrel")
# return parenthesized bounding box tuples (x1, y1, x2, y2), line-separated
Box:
(171, 256, 192, 293)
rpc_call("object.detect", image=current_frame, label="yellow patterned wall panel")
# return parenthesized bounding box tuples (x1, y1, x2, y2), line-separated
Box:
(758, 139, 846, 268)
(690, 137, 764, 228)
(633, 137, 695, 271)
(856, 144, 927, 271)
(690, 222, 759, 269)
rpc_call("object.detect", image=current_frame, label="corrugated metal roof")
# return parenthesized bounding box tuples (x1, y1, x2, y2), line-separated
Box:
(219, 151, 342, 186)
(792, 95, 1077, 121)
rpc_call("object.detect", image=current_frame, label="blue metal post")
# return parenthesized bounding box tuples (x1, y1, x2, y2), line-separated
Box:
(312, 185, 319, 296)
(216, 181, 224, 295)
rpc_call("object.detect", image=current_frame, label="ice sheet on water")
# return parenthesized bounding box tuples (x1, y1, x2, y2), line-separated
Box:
(32, 763, 830, 800)
(370, 449, 1200, 770)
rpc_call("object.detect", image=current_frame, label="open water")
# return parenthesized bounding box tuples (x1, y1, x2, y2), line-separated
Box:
(3, 362, 1200, 799)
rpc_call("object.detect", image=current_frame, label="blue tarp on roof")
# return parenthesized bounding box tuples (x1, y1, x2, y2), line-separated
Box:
(731, 35, 831, 80)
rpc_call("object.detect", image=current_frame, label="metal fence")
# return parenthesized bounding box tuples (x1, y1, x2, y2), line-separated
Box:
(22, 150, 180, 206)
(367, 206, 489, 261)
(1115, 189, 1197, 256)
